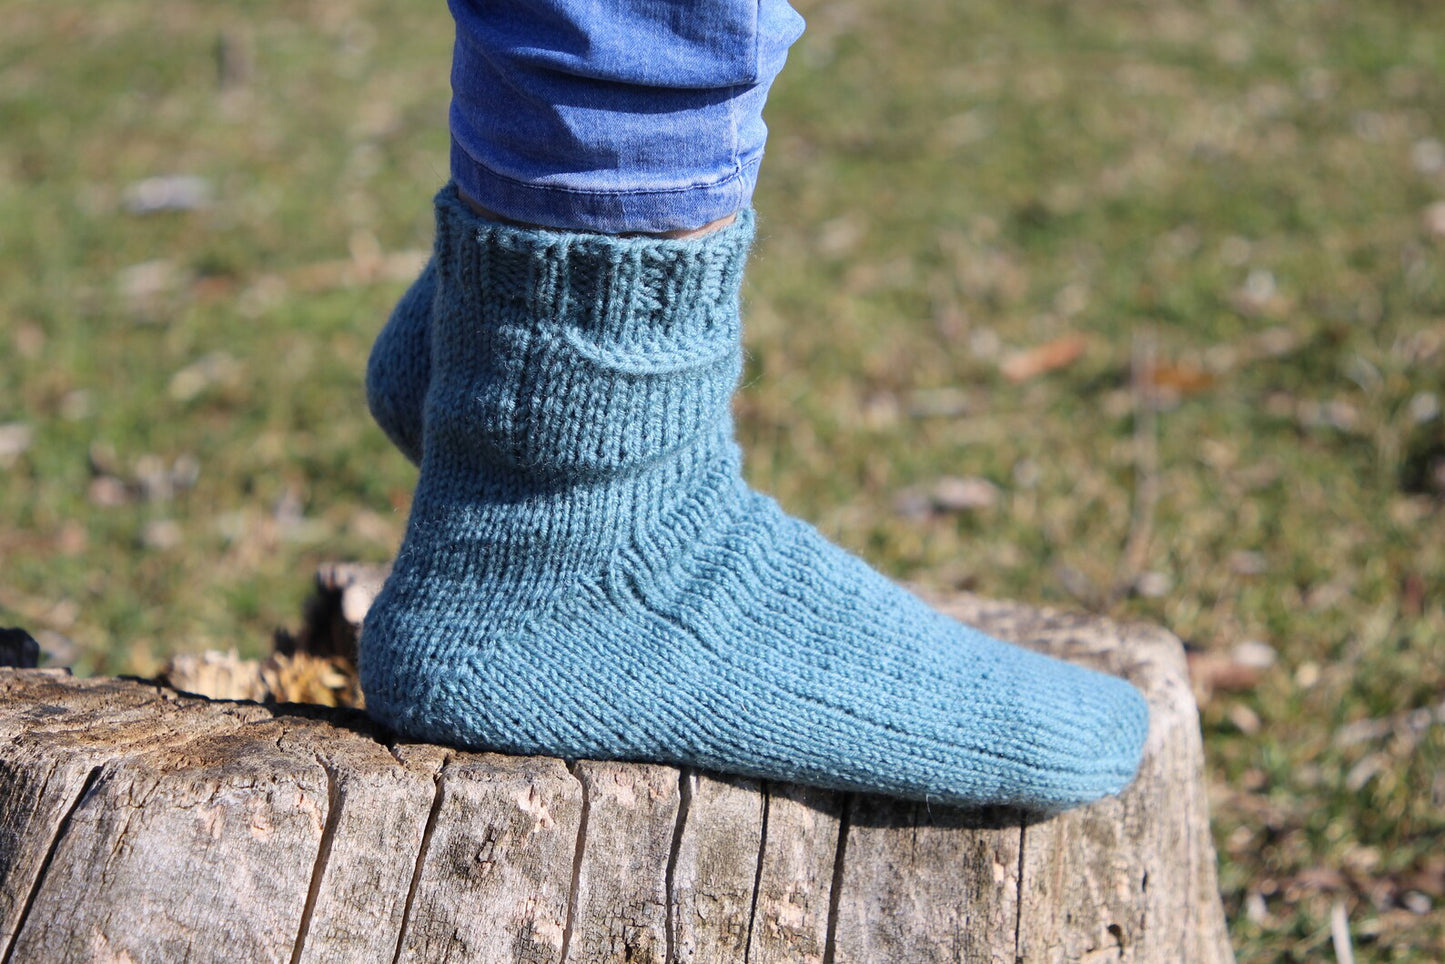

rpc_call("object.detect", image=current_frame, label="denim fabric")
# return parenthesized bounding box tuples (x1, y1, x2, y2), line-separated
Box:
(447, 0, 805, 233)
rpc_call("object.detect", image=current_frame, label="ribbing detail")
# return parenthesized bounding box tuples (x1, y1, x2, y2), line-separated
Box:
(428, 186, 753, 479)
(358, 187, 1149, 812)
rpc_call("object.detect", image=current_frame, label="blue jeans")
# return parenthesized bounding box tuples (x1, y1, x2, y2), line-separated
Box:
(447, 0, 806, 233)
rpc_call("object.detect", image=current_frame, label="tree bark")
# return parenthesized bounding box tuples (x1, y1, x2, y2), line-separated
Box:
(0, 588, 1233, 964)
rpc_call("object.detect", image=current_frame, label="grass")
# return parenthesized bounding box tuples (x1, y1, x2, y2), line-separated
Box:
(2, 0, 1443, 959)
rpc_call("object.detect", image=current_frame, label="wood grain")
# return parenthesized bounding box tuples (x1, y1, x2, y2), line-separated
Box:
(0, 592, 1234, 964)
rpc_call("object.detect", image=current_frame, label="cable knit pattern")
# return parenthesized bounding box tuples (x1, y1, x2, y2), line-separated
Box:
(366, 258, 434, 464)
(358, 185, 1149, 811)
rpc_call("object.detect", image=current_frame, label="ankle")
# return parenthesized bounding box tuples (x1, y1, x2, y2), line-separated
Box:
(425, 190, 755, 479)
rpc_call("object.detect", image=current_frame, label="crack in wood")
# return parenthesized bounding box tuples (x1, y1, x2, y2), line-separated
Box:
(389, 754, 448, 964)
(819, 793, 852, 964)
(0, 608, 1234, 964)
(1, 763, 101, 964)
(741, 783, 770, 964)
(663, 769, 691, 964)
(0, 753, 62, 940)
(1013, 816, 1028, 964)
(289, 753, 343, 964)
(558, 761, 589, 964)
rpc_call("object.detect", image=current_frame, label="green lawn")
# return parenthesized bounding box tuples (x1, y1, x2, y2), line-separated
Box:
(2, 0, 1442, 959)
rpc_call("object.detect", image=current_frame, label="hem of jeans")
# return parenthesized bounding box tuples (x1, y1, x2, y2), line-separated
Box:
(451, 141, 761, 235)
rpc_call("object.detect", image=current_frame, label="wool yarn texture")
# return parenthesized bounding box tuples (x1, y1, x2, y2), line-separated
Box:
(359, 185, 1149, 811)
(366, 256, 433, 465)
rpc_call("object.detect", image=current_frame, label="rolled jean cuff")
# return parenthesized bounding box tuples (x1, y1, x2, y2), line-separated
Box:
(447, 0, 804, 234)
(450, 139, 762, 235)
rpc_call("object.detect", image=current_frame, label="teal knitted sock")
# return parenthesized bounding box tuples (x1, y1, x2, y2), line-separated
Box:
(365, 258, 434, 465)
(358, 186, 1149, 812)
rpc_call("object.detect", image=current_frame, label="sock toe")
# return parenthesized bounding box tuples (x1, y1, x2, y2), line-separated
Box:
(359, 188, 1150, 812)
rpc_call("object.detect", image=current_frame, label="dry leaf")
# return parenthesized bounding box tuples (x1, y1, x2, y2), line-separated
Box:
(999, 334, 1087, 382)
(158, 649, 362, 708)
(1146, 361, 1217, 396)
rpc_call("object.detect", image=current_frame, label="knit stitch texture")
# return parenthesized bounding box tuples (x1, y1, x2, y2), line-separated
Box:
(366, 257, 434, 464)
(358, 186, 1149, 811)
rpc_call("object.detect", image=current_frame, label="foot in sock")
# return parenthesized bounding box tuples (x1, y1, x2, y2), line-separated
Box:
(358, 186, 1149, 812)
(366, 258, 434, 465)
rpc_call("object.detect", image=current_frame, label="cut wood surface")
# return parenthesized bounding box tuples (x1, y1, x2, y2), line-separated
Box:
(0, 578, 1234, 964)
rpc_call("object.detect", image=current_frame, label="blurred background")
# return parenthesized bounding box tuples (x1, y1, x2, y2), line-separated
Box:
(1, 0, 1442, 958)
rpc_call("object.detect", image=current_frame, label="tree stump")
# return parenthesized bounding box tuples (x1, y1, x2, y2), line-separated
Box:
(0, 586, 1234, 964)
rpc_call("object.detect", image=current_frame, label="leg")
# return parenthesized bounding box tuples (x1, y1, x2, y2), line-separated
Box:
(359, 0, 1149, 812)
(366, 0, 796, 461)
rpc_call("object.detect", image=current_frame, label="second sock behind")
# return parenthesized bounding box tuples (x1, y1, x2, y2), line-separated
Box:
(358, 186, 1149, 813)
(366, 259, 434, 465)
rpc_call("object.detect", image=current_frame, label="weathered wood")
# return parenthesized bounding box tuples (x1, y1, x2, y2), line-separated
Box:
(0, 673, 253, 957)
(670, 772, 764, 963)
(744, 783, 842, 963)
(13, 720, 324, 963)
(0, 588, 1234, 964)
(287, 724, 440, 964)
(931, 596, 1233, 964)
(394, 750, 580, 963)
(832, 799, 1021, 964)
(566, 762, 680, 963)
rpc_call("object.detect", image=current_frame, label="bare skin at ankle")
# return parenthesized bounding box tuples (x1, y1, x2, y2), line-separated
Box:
(458, 189, 737, 239)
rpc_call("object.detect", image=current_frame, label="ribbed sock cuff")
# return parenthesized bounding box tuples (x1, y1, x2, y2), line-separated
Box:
(428, 184, 757, 477)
